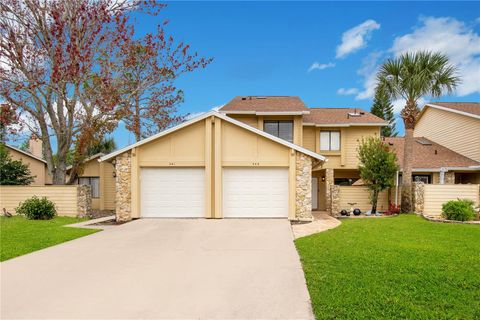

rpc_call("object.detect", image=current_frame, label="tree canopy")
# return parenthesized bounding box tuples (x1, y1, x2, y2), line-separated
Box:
(358, 137, 399, 214)
(371, 88, 397, 137)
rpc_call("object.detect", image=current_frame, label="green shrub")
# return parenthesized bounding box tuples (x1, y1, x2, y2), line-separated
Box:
(441, 199, 476, 221)
(16, 196, 57, 220)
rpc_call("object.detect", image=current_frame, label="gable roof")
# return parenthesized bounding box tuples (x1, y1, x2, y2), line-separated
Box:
(219, 96, 310, 114)
(100, 111, 326, 162)
(421, 102, 480, 120)
(303, 108, 387, 126)
(4, 144, 47, 164)
(384, 137, 480, 171)
(66, 153, 105, 171)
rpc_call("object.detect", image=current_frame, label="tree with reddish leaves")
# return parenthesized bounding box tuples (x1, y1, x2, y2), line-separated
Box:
(0, 0, 211, 184)
(115, 25, 212, 141)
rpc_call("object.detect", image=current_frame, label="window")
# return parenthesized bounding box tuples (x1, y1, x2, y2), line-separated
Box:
(78, 177, 100, 198)
(320, 131, 340, 151)
(413, 175, 430, 184)
(334, 178, 358, 186)
(264, 121, 293, 143)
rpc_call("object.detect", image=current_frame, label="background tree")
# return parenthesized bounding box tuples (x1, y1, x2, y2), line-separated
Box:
(0, 103, 18, 142)
(0, 144, 35, 185)
(86, 137, 116, 156)
(371, 87, 397, 137)
(1, 1, 208, 184)
(115, 31, 212, 141)
(376, 51, 459, 213)
(357, 137, 399, 214)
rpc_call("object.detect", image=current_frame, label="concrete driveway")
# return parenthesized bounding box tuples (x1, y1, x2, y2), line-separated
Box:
(1, 219, 313, 319)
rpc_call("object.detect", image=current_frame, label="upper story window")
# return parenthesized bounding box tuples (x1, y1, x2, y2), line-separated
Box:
(264, 120, 293, 143)
(320, 131, 340, 151)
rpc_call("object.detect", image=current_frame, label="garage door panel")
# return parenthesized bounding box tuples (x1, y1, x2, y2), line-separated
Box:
(223, 168, 289, 218)
(141, 168, 205, 218)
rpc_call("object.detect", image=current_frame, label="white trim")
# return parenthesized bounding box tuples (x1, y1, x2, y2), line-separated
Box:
(402, 166, 480, 173)
(5, 144, 47, 164)
(426, 104, 480, 120)
(220, 110, 310, 116)
(99, 111, 327, 162)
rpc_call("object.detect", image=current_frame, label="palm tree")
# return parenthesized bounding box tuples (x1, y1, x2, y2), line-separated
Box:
(87, 137, 116, 156)
(376, 51, 460, 213)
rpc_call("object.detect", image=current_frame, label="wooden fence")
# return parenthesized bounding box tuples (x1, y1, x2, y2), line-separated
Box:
(0, 185, 89, 217)
(337, 186, 389, 213)
(422, 184, 479, 216)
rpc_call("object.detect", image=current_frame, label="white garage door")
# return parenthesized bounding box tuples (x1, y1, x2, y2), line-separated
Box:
(223, 168, 289, 218)
(141, 168, 205, 218)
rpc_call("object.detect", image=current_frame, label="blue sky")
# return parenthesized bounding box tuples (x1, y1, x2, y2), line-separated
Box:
(109, 1, 480, 147)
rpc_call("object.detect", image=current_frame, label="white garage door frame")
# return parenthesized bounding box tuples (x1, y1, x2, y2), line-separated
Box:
(222, 167, 289, 218)
(140, 167, 205, 218)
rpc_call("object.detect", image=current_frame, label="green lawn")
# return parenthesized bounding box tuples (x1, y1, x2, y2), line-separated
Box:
(295, 215, 480, 319)
(0, 216, 100, 262)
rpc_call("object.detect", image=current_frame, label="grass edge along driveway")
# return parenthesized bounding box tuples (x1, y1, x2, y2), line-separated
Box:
(295, 215, 479, 319)
(1, 216, 100, 262)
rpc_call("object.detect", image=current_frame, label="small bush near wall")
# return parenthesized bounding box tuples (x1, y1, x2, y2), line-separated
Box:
(441, 199, 476, 222)
(16, 196, 57, 220)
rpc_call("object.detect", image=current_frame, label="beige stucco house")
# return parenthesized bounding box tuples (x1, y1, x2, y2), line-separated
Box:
(100, 96, 390, 221)
(219, 96, 387, 212)
(100, 109, 327, 221)
(5, 142, 52, 186)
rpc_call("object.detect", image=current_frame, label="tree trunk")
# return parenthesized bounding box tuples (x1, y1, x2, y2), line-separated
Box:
(401, 127, 414, 213)
(371, 189, 379, 214)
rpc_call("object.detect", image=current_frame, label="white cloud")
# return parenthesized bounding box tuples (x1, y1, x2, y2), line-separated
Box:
(336, 20, 380, 59)
(390, 16, 480, 96)
(337, 88, 359, 95)
(354, 16, 480, 105)
(308, 62, 335, 72)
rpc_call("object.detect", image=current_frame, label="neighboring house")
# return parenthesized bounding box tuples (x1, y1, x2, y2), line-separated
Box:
(67, 153, 116, 211)
(415, 102, 480, 162)
(100, 110, 326, 221)
(4, 140, 52, 186)
(219, 96, 387, 211)
(385, 137, 480, 185)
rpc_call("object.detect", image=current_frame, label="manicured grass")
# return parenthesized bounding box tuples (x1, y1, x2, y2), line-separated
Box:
(0, 216, 100, 262)
(295, 215, 480, 319)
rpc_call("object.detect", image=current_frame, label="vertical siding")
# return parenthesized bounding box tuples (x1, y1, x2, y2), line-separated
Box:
(103, 163, 116, 210)
(415, 108, 480, 162)
(0, 186, 78, 216)
(302, 127, 316, 152)
(344, 127, 380, 167)
(338, 186, 389, 213)
(423, 184, 479, 216)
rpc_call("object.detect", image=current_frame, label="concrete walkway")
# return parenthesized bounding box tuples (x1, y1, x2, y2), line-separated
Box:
(1, 218, 313, 320)
(291, 212, 341, 239)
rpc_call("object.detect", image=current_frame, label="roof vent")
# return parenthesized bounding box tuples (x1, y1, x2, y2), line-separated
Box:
(241, 97, 246, 100)
(348, 109, 362, 118)
(416, 138, 432, 145)
(256, 96, 267, 99)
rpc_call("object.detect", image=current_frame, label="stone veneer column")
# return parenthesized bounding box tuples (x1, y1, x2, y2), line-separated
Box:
(325, 168, 334, 214)
(413, 182, 425, 215)
(116, 151, 132, 222)
(76, 185, 92, 218)
(330, 185, 340, 215)
(295, 152, 313, 220)
(444, 172, 455, 184)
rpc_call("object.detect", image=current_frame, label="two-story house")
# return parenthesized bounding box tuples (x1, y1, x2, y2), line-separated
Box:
(219, 96, 387, 211)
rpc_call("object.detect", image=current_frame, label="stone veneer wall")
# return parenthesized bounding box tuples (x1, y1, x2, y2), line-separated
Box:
(330, 185, 340, 215)
(76, 185, 92, 218)
(413, 182, 425, 214)
(444, 172, 455, 184)
(325, 168, 334, 214)
(116, 151, 132, 222)
(295, 152, 313, 220)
